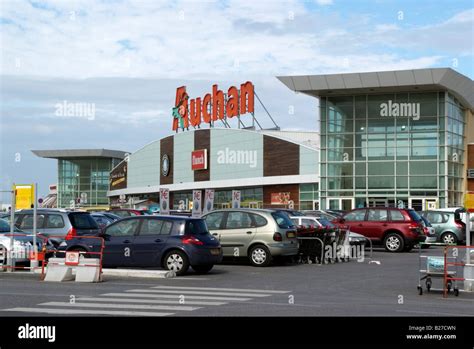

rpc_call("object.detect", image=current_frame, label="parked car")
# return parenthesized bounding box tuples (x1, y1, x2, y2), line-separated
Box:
(62, 215, 222, 275)
(290, 216, 366, 246)
(334, 208, 426, 252)
(0, 218, 53, 268)
(12, 209, 100, 245)
(108, 209, 149, 218)
(91, 213, 116, 232)
(431, 207, 473, 234)
(202, 208, 299, 267)
(325, 210, 346, 218)
(302, 210, 338, 221)
(419, 216, 437, 244)
(420, 211, 466, 244)
(96, 212, 122, 222)
(272, 209, 305, 217)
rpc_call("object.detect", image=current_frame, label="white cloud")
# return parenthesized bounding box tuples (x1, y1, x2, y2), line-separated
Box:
(2, 1, 469, 80)
(315, 0, 334, 5)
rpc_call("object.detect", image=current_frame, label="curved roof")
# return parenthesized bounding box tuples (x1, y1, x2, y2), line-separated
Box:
(32, 149, 128, 159)
(277, 68, 474, 111)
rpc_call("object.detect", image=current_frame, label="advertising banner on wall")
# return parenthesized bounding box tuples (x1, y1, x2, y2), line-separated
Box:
(110, 161, 127, 190)
(160, 188, 170, 215)
(270, 192, 290, 205)
(192, 149, 207, 171)
(203, 189, 214, 214)
(192, 190, 202, 217)
(232, 190, 241, 209)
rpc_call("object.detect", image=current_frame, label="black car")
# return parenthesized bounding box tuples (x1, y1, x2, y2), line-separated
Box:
(62, 215, 223, 275)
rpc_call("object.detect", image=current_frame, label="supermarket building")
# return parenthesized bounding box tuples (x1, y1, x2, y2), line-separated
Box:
(108, 128, 320, 210)
(279, 67, 474, 210)
(108, 68, 474, 211)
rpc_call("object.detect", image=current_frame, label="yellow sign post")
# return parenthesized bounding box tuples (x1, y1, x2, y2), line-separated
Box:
(14, 184, 35, 209)
(464, 192, 474, 211)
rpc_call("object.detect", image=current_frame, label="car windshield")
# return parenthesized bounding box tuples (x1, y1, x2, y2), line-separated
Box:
(290, 211, 305, 216)
(186, 219, 209, 235)
(271, 212, 295, 229)
(317, 218, 335, 228)
(68, 213, 98, 229)
(421, 216, 431, 227)
(407, 210, 422, 222)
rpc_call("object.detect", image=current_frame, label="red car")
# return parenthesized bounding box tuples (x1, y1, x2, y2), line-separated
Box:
(334, 208, 426, 252)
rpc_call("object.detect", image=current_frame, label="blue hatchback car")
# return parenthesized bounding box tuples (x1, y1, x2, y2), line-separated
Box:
(62, 216, 222, 275)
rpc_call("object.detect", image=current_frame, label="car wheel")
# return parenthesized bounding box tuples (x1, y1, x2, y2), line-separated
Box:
(441, 232, 457, 245)
(0, 245, 7, 271)
(383, 233, 405, 252)
(248, 245, 272, 267)
(192, 264, 213, 274)
(164, 250, 189, 276)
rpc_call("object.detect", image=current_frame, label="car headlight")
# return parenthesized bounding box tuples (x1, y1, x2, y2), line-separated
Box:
(59, 241, 67, 247)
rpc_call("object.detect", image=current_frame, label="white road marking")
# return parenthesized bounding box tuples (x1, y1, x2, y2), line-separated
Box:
(39, 301, 200, 312)
(126, 289, 272, 297)
(77, 297, 227, 306)
(103, 292, 252, 301)
(3, 307, 172, 317)
(152, 286, 290, 294)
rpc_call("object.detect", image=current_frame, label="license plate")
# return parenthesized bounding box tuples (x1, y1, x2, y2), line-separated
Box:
(210, 248, 221, 256)
(287, 232, 296, 238)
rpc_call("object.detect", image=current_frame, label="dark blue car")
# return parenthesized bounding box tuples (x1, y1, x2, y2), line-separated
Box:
(63, 216, 223, 275)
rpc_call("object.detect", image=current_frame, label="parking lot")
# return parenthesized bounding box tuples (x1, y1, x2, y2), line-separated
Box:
(1, 247, 473, 317)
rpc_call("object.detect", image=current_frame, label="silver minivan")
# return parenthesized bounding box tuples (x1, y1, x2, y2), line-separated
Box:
(202, 208, 299, 266)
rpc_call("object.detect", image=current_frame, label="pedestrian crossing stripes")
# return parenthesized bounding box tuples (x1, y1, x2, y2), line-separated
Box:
(125, 288, 274, 297)
(1, 285, 290, 317)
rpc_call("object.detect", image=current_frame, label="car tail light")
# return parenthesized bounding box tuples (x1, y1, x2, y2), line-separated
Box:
(273, 233, 283, 241)
(182, 235, 204, 245)
(65, 227, 77, 240)
(455, 220, 464, 229)
(409, 223, 420, 232)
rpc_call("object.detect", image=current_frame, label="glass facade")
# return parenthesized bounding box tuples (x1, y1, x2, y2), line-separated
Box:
(320, 92, 466, 210)
(58, 158, 121, 208)
(299, 183, 319, 210)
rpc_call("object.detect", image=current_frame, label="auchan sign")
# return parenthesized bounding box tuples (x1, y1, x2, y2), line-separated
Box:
(172, 81, 255, 131)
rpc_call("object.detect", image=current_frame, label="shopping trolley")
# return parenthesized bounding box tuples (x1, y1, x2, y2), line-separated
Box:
(417, 242, 459, 296)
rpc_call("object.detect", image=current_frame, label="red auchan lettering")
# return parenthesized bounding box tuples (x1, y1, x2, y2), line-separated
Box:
(173, 81, 255, 131)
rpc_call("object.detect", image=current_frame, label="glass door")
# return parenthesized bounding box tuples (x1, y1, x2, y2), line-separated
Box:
(313, 200, 320, 210)
(409, 198, 438, 211)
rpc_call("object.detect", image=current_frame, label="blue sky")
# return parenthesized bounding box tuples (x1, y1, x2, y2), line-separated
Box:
(0, 0, 473, 202)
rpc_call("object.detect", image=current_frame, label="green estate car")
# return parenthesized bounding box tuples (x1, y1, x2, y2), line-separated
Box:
(420, 210, 466, 244)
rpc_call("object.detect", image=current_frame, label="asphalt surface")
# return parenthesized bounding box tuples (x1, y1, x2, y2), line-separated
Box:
(0, 246, 473, 317)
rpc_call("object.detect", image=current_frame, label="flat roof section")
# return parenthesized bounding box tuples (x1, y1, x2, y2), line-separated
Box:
(31, 149, 128, 159)
(277, 68, 474, 111)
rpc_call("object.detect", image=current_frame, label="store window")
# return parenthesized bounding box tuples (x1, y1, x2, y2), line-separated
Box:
(299, 183, 319, 210)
